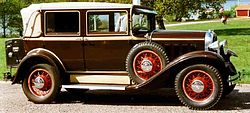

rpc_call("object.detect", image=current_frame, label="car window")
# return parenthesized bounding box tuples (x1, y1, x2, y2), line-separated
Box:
(87, 11, 128, 35)
(45, 11, 80, 36)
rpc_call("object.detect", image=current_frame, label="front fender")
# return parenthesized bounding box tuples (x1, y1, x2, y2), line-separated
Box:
(12, 48, 65, 84)
(127, 51, 226, 90)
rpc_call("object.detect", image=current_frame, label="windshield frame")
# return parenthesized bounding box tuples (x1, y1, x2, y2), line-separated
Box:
(131, 6, 157, 36)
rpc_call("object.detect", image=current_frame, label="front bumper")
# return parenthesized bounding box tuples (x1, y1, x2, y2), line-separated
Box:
(208, 40, 240, 82)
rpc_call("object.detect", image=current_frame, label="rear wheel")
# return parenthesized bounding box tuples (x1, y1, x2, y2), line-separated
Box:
(126, 42, 169, 84)
(175, 64, 223, 110)
(22, 64, 61, 103)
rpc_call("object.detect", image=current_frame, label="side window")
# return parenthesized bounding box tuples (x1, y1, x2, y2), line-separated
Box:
(87, 11, 128, 35)
(45, 11, 80, 35)
(88, 14, 109, 32)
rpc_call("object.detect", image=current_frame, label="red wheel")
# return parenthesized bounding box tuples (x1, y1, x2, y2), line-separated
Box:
(175, 64, 223, 110)
(182, 70, 214, 102)
(133, 50, 163, 80)
(126, 42, 169, 84)
(23, 64, 61, 103)
(28, 69, 52, 97)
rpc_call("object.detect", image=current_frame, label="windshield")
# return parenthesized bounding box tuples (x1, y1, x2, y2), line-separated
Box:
(132, 8, 156, 35)
(132, 14, 150, 31)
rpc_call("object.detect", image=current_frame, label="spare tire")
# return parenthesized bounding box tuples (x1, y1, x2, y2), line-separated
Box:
(126, 42, 169, 84)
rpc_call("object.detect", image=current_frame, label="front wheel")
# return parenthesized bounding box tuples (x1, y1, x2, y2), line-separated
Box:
(22, 64, 61, 103)
(175, 64, 223, 110)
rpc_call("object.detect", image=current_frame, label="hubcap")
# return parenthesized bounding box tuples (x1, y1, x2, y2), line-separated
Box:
(182, 70, 215, 102)
(34, 76, 45, 89)
(141, 59, 153, 72)
(191, 80, 204, 93)
(133, 50, 163, 80)
(28, 69, 52, 97)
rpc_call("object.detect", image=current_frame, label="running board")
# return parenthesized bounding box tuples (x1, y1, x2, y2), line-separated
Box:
(62, 84, 127, 90)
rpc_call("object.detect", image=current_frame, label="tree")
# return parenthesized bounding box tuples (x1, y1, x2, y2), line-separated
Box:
(151, 0, 226, 28)
(201, 0, 226, 18)
(0, 0, 26, 38)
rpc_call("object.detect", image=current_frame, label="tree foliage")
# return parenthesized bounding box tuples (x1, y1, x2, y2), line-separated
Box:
(153, 0, 226, 22)
(0, 0, 27, 37)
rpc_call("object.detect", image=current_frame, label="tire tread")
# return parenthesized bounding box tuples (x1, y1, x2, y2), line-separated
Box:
(175, 64, 223, 110)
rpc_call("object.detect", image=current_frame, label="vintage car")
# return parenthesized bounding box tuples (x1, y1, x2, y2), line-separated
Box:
(5, 2, 239, 110)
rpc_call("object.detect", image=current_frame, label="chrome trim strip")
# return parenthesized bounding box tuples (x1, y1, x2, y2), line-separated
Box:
(60, 36, 205, 41)
(24, 37, 83, 41)
(24, 36, 203, 41)
(62, 84, 126, 90)
(152, 38, 204, 41)
(84, 36, 132, 41)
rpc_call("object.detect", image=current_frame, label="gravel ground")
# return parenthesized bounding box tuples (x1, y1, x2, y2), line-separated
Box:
(1, 81, 250, 113)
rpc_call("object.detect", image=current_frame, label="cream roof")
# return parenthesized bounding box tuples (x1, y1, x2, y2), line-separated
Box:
(20, 2, 133, 35)
(25, 2, 133, 11)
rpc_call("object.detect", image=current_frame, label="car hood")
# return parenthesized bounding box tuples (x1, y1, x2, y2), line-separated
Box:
(151, 30, 206, 39)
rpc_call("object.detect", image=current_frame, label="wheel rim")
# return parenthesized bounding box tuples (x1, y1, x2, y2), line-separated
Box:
(182, 70, 215, 102)
(28, 69, 52, 97)
(133, 50, 163, 80)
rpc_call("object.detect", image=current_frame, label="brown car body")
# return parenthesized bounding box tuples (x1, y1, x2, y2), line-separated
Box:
(5, 2, 239, 110)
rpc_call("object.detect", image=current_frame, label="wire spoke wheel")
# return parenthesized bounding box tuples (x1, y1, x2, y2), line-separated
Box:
(133, 50, 163, 80)
(183, 70, 214, 102)
(28, 69, 52, 97)
(23, 64, 61, 103)
(126, 42, 169, 84)
(175, 64, 223, 110)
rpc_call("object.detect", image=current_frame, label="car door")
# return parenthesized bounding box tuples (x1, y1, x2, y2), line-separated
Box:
(42, 11, 85, 71)
(84, 10, 132, 71)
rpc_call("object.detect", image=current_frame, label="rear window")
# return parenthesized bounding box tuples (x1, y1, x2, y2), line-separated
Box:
(45, 11, 80, 36)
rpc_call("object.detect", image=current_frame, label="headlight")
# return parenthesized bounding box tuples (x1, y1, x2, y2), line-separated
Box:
(205, 30, 217, 51)
(8, 52, 13, 58)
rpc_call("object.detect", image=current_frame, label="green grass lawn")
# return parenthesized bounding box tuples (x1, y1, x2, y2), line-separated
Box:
(168, 18, 250, 83)
(0, 38, 7, 80)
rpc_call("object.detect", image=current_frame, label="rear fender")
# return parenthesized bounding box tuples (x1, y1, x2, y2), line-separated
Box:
(127, 51, 225, 90)
(12, 48, 66, 84)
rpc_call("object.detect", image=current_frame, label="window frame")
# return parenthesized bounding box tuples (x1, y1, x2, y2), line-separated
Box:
(86, 10, 129, 36)
(44, 10, 81, 36)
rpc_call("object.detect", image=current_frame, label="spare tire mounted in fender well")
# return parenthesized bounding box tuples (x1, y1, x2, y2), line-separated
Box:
(126, 42, 169, 84)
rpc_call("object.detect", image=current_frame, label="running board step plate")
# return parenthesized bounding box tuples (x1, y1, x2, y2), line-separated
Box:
(62, 84, 127, 90)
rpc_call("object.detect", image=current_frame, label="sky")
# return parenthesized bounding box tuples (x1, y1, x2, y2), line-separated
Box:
(224, 0, 250, 10)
